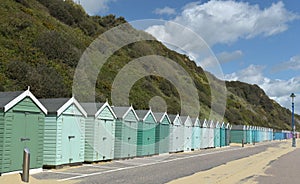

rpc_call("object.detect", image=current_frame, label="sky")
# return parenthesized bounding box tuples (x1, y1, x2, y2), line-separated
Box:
(77, 0, 300, 114)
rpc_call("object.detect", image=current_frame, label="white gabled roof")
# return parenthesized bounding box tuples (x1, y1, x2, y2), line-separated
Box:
(57, 97, 87, 117)
(153, 112, 171, 124)
(95, 101, 117, 119)
(112, 105, 139, 121)
(192, 117, 201, 127)
(3, 88, 47, 114)
(215, 121, 220, 128)
(135, 109, 157, 122)
(221, 122, 225, 128)
(202, 119, 208, 128)
(169, 114, 182, 126)
(209, 120, 215, 128)
(181, 115, 193, 127)
(225, 123, 231, 129)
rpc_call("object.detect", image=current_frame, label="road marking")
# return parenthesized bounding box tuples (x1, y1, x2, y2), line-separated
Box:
(114, 160, 151, 166)
(58, 141, 278, 182)
(83, 164, 120, 169)
(47, 171, 84, 176)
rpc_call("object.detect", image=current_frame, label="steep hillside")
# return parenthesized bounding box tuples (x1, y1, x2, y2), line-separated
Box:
(0, 0, 298, 130)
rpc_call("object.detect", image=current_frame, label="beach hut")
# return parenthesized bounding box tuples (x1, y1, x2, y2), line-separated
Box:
(220, 122, 226, 147)
(169, 114, 184, 153)
(269, 128, 274, 141)
(153, 112, 170, 155)
(262, 127, 266, 142)
(246, 125, 253, 144)
(256, 127, 261, 143)
(41, 97, 87, 167)
(252, 126, 256, 143)
(136, 109, 156, 157)
(274, 130, 282, 140)
(200, 119, 209, 149)
(225, 123, 231, 146)
(251, 126, 254, 143)
(191, 117, 201, 151)
(214, 121, 221, 148)
(112, 106, 138, 159)
(271, 128, 274, 141)
(181, 116, 193, 152)
(0, 89, 47, 174)
(81, 102, 116, 162)
(230, 125, 246, 144)
(258, 127, 263, 142)
(208, 120, 215, 148)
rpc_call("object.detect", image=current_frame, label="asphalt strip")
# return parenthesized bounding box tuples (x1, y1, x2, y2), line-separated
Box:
(167, 140, 296, 184)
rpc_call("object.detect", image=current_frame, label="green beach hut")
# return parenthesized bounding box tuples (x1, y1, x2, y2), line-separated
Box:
(136, 109, 156, 157)
(230, 125, 246, 144)
(0, 89, 47, 174)
(112, 106, 138, 159)
(153, 112, 170, 155)
(40, 97, 87, 167)
(81, 102, 116, 162)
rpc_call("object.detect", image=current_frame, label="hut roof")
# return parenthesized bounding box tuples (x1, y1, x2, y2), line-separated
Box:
(0, 89, 47, 114)
(39, 97, 87, 117)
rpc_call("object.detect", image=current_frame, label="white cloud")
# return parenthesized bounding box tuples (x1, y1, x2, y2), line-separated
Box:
(272, 55, 300, 72)
(154, 7, 176, 15)
(225, 64, 266, 84)
(76, 0, 114, 15)
(146, 1, 299, 56)
(217, 50, 243, 64)
(225, 65, 300, 114)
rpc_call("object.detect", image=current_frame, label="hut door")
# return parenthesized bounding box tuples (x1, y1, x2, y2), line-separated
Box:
(104, 119, 114, 159)
(62, 115, 82, 164)
(10, 112, 40, 171)
(101, 119, 108, 160)
(125, 121, 131, 157)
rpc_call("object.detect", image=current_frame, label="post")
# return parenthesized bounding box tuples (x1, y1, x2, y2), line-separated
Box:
(242, 139, 244, 147)
(290, 93, 296, 147)
(22, 148, 30, 183)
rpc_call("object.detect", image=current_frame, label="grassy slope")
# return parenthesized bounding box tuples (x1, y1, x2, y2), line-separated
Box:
(0, 0, 298, 130)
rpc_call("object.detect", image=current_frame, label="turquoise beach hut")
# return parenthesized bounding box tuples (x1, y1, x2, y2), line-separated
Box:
(220, 122, 226, 147)
(246, 125, 253, 144)
(41, 97, 87, 167)
(225, 123, 231, 146)
(191, 117, 201, 150)
(214, 121, 221, 148)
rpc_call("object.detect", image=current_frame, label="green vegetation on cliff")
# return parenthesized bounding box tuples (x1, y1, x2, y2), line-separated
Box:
(0, 0, 298, 130)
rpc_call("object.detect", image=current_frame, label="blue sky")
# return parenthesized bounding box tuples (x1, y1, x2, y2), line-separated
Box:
(78, 0, 300, 113)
